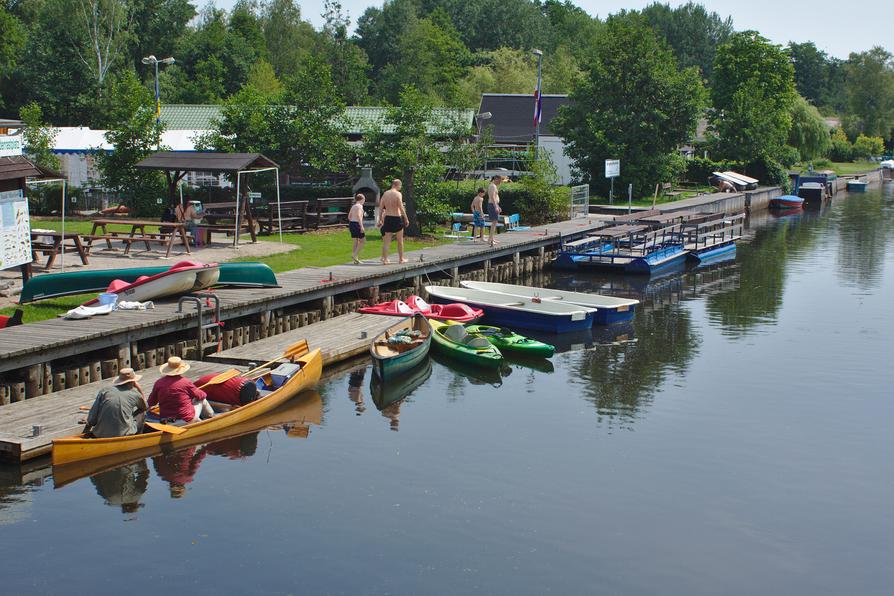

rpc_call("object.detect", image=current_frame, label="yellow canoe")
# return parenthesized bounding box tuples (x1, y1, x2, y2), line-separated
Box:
(53, 389, 323, 488)
(52, 346, 323, 467)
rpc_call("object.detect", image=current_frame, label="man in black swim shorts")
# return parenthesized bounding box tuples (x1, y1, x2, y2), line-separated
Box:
(378, 179, 410, 264)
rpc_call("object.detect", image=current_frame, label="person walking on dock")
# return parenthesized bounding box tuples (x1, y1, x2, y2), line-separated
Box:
(148, 357, 214, 425)
(471, 187, 486, 242)
(84, 368, 147, 438)
(378, 179, 410, 264)
(487, 175, 506, 247)
(349, 194, 367, 263)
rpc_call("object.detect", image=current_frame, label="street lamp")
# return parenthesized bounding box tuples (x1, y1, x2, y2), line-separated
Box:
(532, 49, 543, 162)
(141, 55, 176, 125)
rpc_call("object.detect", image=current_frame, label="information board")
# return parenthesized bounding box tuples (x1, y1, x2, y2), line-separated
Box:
(605, 159, 620, 179)
(0, 189, 32, 270)
(0, 136, 23, 157)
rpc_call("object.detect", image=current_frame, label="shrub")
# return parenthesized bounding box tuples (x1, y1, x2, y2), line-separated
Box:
(430, 180, 571, 224)
(828, 138, 854, 162)
(852, 134, 885, 159)
(684, 157, 746, 185)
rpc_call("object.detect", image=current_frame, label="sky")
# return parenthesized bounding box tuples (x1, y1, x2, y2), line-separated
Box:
(212, 0, 885, 59)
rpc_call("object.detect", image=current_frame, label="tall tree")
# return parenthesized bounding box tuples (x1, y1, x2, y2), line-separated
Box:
(320, 0, 370, 104)
(845, 47, 894, 139)
(787, 42, 831, 107)
(128, 0, 195, 74)
(260, 0, 318, 79)
(553, 13, 706, 197)
(96, 70, 165, 215)
(71, 0, 131, 91)
(0, 7, 26, 108)
(710, 31, 796, 167)
(641, 1, 733, 79)
(19, 102, 60, 170)
(788, 95, 831, 161)
(355, 0, 418, 76)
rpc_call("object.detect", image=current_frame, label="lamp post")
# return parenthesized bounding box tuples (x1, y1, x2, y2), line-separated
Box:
(141, 55, 176, 125)
(532, 49, 543, 162)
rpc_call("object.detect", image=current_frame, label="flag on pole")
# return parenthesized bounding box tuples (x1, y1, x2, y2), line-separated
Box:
(533, 81, 543, 126)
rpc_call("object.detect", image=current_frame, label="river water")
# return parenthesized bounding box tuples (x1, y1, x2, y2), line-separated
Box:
(2, 187, 893, 595)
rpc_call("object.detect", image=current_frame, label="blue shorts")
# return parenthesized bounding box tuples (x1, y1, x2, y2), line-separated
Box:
(472, 212, 486, 227)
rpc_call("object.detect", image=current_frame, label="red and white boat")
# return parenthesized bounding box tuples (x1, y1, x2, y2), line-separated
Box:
(83, 261, 220, 305)
(359, 294, 483, 323)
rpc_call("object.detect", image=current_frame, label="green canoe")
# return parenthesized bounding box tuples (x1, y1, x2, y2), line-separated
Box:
(370, 313, 432, 383)
(430, 320, 503, 369)
(465, 324, 555, 358)
(20, 262, 279, 303)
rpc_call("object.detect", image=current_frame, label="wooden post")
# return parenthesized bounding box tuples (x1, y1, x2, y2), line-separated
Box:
(117, 344, 131, 370)
(54, 371, 67, 392)
(65, 368, 80, 389)
(0, 386, 9, 406)
(136, 353, 146, 370)
(25, 365, 42, 398)
(451, 267, 459, 287)
(79, 365, 91, 386)
(289, 315, 298, 330)
(298, 313, 308, 327)
(43, 363, 53, 394)
(321, 296, 334, 321)
(250, 325, 260, 342)
(101, 359, 119, 379)
(259, 312, 270, 339)
(10, 382, 25, 402)
(484, 259, 491, 281)
(234, 326, 244, 347)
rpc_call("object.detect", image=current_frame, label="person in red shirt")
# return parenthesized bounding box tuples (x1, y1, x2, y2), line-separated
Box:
(148, 357, 214, 424)
(194, 373, 258, 411)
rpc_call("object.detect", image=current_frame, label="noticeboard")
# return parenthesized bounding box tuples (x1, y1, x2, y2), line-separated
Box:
(0, 136, 23, 158)
(0, 189, 32, 271)
(605, 159, 620, 179)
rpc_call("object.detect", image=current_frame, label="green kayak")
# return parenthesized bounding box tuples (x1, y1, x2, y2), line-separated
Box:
(430, 320, 503, 369)
(20, 262, 279, 303)
(465, 324, 556, 358)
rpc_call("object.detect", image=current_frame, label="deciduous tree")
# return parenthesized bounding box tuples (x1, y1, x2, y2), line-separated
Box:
(553, 13, 706, 197)
(845, 47, 894, 139)
(788, 95, 831, 162)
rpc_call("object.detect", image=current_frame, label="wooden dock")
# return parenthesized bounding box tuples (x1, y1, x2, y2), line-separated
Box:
(207, 312, 400, 367)
(0, 361, 232, 462)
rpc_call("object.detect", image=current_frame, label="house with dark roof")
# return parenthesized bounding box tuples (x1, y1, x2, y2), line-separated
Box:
(477, 93, 574, 184)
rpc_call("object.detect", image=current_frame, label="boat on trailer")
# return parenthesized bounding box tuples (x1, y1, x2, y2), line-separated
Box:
(51, 342, 322, 466)
(425, 285, 595, 333)
(459, 281, 638, 325)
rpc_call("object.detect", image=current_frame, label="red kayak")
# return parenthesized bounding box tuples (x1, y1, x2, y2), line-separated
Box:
(0, 309, 23, 330)
(359, 295, 483, 323)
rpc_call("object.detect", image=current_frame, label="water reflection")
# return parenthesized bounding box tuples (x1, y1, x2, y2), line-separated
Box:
(347, 368, 367, 415)
(370, 360, 433, 431)
(834, 192, 894, 291)
(90, 460, 149, 517)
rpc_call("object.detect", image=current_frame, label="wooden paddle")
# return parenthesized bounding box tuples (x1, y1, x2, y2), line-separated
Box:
(197, 369, 241, 389)
(241, 340, 310, 378)
(145, 421, 188, 434)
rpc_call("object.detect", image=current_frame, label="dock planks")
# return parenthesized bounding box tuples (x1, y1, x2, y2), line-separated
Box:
(0, 361, 232, 462)
(207, 312, 400, 367)
(0, 217, 605, 375)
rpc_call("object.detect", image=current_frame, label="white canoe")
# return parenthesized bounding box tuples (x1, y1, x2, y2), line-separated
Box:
(425, 285, 595, 333)
(460, 281, 639, 326)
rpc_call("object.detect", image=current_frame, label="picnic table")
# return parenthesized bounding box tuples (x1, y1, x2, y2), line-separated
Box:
(85, 218, 191, 258)
(30, 231, 89, 269)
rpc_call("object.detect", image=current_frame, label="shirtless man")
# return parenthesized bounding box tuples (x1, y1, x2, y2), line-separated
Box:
(378, 179, 409, 264)
(487, 175, 506, 246)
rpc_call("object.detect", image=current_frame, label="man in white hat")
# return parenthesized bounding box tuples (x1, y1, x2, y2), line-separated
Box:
(148, 357, 214, 425)
(85, 368, 147, 438)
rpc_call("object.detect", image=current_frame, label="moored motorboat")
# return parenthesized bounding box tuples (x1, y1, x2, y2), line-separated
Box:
(846, 179, 868, 192)
(51, 342, 322, 466)
(425, 285, 595, 333)
(464, 324, 555, 358)
(768, 195, 805, 210)
(460, 281, 638, 325)
(370, 313, 432, 382)
(82, 261, 218, 306)
(429, 320, 503, 368)
(20, 262, 279, 303)
(359, 295, 483, 323)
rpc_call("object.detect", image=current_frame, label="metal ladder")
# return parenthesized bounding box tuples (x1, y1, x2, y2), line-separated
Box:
(177, 292, 222, 359)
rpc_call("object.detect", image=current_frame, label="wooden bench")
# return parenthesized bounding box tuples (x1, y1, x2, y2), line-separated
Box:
(258, 200, 310, 234)
(308, 197, 353, 229)
(201, 201, 258, 243)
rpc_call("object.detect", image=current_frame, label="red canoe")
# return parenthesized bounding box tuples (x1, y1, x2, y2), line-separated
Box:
(359, 295, 483, 323)
(83, 261, 220, 306)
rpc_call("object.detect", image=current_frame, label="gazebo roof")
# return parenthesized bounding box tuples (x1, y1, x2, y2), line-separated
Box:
(0, 155, 63, 182)
(135, 151, 278, 173)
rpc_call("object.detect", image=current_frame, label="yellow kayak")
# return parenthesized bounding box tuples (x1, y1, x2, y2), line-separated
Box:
(52, 344, 322, 467)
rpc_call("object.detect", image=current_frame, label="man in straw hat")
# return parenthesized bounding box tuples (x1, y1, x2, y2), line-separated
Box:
(84, 368, 147, 438)
(148, 357, 215, 425)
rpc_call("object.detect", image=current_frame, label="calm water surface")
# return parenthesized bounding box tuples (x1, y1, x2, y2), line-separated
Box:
(2, 187, 894, 595)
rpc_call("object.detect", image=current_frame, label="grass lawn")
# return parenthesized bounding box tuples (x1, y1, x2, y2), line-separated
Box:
(589, 185, 715, 207)
(3, 221, 449, 322)
(824, 161, 878, 176)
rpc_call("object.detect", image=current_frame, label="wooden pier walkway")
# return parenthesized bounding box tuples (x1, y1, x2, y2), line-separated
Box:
(0, 218, 602, 378)
(207, 312, 400, 367)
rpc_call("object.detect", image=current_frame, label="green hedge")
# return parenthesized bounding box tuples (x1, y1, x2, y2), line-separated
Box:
(684, 157, 746, 184)
(429, 181, 570, 224)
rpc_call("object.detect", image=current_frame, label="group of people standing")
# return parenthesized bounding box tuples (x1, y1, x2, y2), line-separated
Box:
(347, 174, 507, 264)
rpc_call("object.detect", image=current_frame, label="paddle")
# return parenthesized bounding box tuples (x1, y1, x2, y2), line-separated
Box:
(197, 369, 241, 389)
(241, 340, 310, 378)
(145, 421, 188, 434)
